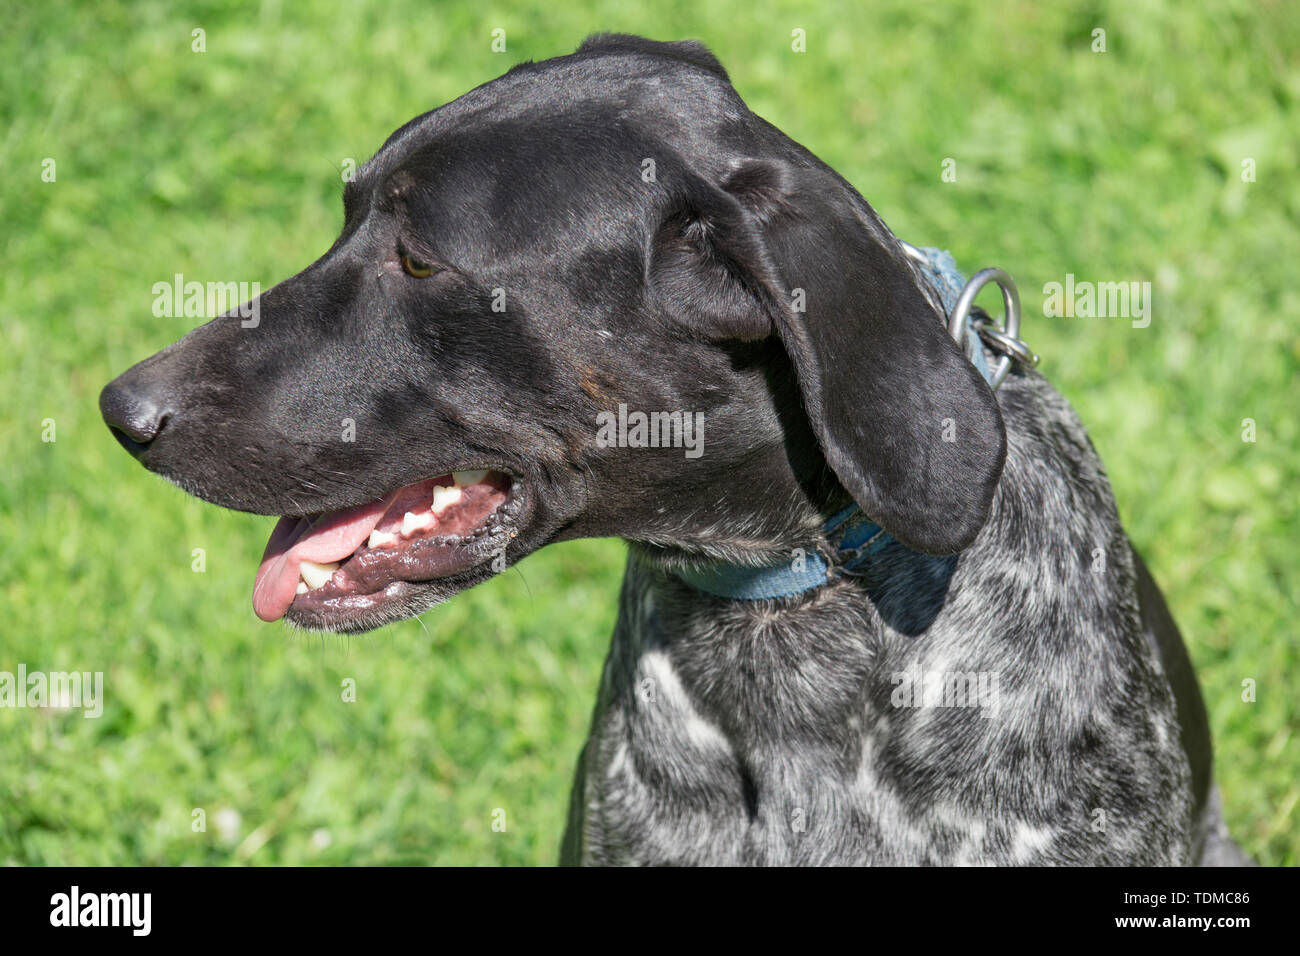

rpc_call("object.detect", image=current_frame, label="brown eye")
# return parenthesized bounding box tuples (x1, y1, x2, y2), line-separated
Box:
(400, 253, 434, 278)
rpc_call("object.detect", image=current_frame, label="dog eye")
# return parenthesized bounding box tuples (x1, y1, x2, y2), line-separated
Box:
(400, 253, 435, 278)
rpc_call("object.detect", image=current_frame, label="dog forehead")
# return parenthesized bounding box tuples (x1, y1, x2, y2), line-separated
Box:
(362, 47, 751, 183)
(340, 47, 774, 263)
(355, 124, 662, 255)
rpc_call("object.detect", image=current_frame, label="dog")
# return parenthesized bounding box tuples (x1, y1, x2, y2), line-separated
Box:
(100, 34, 1249, 865)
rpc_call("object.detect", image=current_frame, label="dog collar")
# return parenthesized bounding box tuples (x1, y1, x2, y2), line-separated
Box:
(673, 245, 1034, 601)
(672, 503, 893, 600)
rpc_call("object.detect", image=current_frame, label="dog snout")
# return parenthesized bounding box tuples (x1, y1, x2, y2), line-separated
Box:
(100, 371, 175, 456)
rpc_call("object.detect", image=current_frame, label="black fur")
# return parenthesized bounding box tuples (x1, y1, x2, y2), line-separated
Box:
(101, 35, 1248, 865)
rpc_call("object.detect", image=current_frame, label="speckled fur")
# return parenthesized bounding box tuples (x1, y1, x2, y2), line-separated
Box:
(97, 31, 1241, 866)
(563, 367, 1207, 865)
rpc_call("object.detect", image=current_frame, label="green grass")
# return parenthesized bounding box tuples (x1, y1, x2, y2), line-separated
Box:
(1, 0, 1296, 865)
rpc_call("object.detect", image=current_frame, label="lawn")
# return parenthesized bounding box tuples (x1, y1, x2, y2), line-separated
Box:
(1, 0, 1295, 864)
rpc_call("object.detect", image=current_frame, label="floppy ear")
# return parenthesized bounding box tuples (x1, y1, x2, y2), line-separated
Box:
(649, 159, 1006, 555)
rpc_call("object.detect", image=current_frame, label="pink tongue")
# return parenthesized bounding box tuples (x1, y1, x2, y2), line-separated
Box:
(252, 496, 393, 622)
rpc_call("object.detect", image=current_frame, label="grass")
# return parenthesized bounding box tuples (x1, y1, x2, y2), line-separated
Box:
(1, 0, 1296, 865)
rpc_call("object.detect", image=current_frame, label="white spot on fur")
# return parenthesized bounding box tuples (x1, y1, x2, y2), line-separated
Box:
(639, 650, 730, 752)
(1011, 822, 1055, 862)
(1153, 717, 1168, 747)
(934, 802, 989, 866)
(606, 741, 630, 781)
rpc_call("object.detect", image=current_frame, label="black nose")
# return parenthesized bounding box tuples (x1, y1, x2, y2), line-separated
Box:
(100, 377, 173, 456)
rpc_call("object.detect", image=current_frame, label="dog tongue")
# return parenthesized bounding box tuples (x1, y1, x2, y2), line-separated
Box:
(252, 496, 393, 622)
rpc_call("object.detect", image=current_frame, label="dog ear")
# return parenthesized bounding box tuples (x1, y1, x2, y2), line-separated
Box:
(646, 182, 776, 342)
(649, 160, 1006, 555)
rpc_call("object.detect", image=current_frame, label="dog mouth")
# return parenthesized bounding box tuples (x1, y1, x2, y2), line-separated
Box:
(252, 469, 516, 624)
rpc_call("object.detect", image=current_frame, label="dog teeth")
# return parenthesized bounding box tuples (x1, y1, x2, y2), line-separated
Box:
(368, 529, 397, 549)
(299, 560, 340, 590)
(432, 485, 463, 514)
(296, 582, 308, 595)
(401, 511, 434, 536)
(452, 470, 488, 487)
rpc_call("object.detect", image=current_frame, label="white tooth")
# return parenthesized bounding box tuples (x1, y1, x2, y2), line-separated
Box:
(299, 560, 339, 590)
(368, 529, 397, 549)
(452, 470, 488, 487)
(432, 485, 463, 514)
(296, 582, 308, 595)
(401, 511, 434, 536)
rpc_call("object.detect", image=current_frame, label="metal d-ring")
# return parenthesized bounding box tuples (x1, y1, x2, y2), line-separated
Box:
(948, 267, 1024, 390)
(900, 241, 928, 265)
(970, 318, 1039, 371)
(898, 241, 1039, 390)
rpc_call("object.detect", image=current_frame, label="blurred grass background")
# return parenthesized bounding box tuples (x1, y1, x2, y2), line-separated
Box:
(1, 0, 1296, 865)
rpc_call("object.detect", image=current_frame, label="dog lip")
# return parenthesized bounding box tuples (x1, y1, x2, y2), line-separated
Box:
(286, 579, 417, 628)
(252, 469, 518, 623)
(282, 486, 533, 632)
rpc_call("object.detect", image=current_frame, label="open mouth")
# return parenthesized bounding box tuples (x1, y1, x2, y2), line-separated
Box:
(252, 469, 516, 624)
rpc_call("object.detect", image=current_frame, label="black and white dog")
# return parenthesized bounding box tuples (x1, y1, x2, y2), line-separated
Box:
(101, 35, 1248, 865)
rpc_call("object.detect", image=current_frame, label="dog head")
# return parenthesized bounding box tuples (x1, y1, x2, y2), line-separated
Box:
(100, 35, 1005, 632)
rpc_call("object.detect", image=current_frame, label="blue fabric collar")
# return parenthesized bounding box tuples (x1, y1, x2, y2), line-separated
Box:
(672, 247, 989, 601)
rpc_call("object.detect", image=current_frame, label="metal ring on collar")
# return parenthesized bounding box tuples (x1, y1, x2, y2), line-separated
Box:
(972, 318, 1040, 371)
(899, 241, 929, 265)
(948, 267, 1020, 389)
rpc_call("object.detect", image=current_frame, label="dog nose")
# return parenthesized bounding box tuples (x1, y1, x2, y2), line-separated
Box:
(99, 377, 173, 454)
